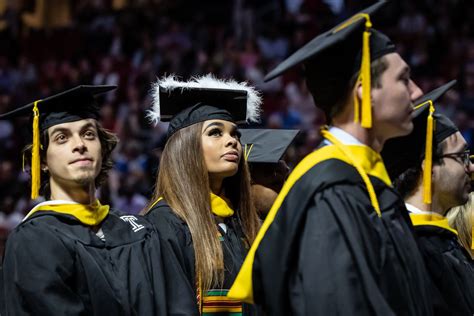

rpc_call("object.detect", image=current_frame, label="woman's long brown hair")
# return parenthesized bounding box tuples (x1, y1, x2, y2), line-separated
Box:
(146, 122, 260, 292)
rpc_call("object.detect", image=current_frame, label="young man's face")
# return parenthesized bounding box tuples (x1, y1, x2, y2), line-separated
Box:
(433, 132, 473, 212)
(371, 53, 423, 141)
(44, 119, 102, 190)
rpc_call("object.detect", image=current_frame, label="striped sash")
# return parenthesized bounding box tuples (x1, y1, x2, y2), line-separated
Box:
(202, 289, 243, 315)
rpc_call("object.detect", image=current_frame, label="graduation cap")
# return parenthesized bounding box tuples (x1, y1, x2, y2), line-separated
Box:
(264, 1, 394, 128)
(147, 75, 262, 138)
(381, 80, 458, 204)
(0, 85, 117, 199)
(240, 129, 299, 163)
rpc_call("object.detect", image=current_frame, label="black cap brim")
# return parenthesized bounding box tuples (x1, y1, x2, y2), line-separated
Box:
(241, 129, 299, 163)
(0, 85, 116, 119)
(382, 80, 458, 180)
(159, 87, 248, 123)
(412, 80, 457, 117)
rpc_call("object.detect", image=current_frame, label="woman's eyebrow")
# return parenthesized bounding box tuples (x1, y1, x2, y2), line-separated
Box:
(203, 122, 224, 133)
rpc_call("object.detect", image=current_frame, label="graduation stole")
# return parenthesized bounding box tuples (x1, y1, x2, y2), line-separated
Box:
(202, 289, 243, 315)
(149, 194, 234, 217)
(24, 199, 109, 226)
(228, 129, 391, 303)
(210, 193, 234, 217)
(195, 194, 236, 314)
(409, 213, 458, 236)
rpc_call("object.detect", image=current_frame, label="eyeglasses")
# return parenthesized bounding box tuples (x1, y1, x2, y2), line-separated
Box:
(440, 150, 472, 168)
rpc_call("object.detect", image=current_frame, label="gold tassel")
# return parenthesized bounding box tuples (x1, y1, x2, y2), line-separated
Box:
(31, 100, 41, 199)
(244, 144, 254, 161)
(332, 13, 373, 128)
(360, 22, 372, 128)
(422, 101, 435, 205)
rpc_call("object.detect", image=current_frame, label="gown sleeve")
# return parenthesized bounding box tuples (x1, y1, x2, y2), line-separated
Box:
(2, 221, 86, 315)
(146, 207, 200, 316)
(0, 266, 5, 315)
(287, 186, 396, 316)
(416, 231, 474, 315)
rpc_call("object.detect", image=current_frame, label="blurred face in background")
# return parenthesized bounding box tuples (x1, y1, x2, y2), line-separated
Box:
(250, 160, 290, 218)
(433, 132, 473, 213)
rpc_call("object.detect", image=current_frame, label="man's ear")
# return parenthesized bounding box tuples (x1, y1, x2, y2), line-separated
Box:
(41, 157, 48, 172)
(356, 79, 377, 107)
(356, 80, 363, 101)
(421, 159, 436, 179)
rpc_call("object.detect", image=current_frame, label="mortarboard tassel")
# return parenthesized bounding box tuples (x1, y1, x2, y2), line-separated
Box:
(360, 19, 372, 128)
(333, 13, 373, 128)
(244, 143, 254, 161)
(422, 101, 435, 205)
(31, 100, 41, 199)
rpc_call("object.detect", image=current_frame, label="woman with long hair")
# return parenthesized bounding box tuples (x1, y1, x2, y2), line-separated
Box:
(143, 75, 262, 315)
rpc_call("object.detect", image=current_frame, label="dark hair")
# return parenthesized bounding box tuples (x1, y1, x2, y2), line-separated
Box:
(305, 56, 388, 124)
(394, 142, 445, 199)
(23, 121, 118, 198)
(328, 56, 389, 120)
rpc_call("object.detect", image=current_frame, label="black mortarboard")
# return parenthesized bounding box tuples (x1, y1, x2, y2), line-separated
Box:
(264, 1, 394, 128)
(382, 80, 458, 204)
(240, 129, 299, 163)
(0, 85, 116, 131)
(148, 75, 261, 138)
(0, 85, 116, 199)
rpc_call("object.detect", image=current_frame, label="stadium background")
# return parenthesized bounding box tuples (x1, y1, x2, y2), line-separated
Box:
(0, 0, 473, 259)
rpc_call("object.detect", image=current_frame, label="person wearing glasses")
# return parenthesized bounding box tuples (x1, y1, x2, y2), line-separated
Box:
(382, 81, 474, 315)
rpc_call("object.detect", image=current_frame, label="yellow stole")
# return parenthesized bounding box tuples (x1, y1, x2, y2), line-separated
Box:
(409, 213, 458, 236)
(24, 200, 109, 226)
(150, 194, 235, 218)
(210, 193, 234, 217)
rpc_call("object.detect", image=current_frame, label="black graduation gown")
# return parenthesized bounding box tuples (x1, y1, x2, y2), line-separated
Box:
(2, 209, 170, 315)
(413, 224, 474, 316)
(246, 157, 433, 315)
(146, 200, 260, 316)
(0, 266, 4, 315)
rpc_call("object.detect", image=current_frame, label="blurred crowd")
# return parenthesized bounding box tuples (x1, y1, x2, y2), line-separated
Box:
(0, 0, 473, 253)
